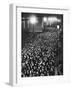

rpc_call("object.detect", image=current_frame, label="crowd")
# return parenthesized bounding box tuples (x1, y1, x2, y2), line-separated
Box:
(21, 29, 63, 77)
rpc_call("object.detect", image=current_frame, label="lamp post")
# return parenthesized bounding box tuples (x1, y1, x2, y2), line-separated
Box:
(33, 24, 34, 32)
(29, 15, 38, 32)
(43, 17, 47, 31)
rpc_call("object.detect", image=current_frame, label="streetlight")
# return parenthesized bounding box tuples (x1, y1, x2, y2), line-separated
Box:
(57, 25, 60, 29)
(43, 17, 47, 23)
(29, 15, 38, 32)
(43, 17, 47, 31)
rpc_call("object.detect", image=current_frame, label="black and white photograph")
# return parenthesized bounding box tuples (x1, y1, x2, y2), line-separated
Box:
(21, 12, 63, 77)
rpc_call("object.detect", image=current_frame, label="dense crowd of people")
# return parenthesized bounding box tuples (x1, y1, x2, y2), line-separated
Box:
(21, 29, 63, 77)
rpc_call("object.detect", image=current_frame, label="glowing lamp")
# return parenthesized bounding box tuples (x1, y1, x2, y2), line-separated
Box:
(57, 25, 60, 29)
(29, 15, 38, 24)
(43, 17, 47, 22)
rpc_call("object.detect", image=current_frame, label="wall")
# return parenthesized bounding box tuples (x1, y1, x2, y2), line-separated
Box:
(0, 0, 72, 89)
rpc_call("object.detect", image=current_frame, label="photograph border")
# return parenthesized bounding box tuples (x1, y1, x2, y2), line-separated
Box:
(9, 4, 70, 86)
